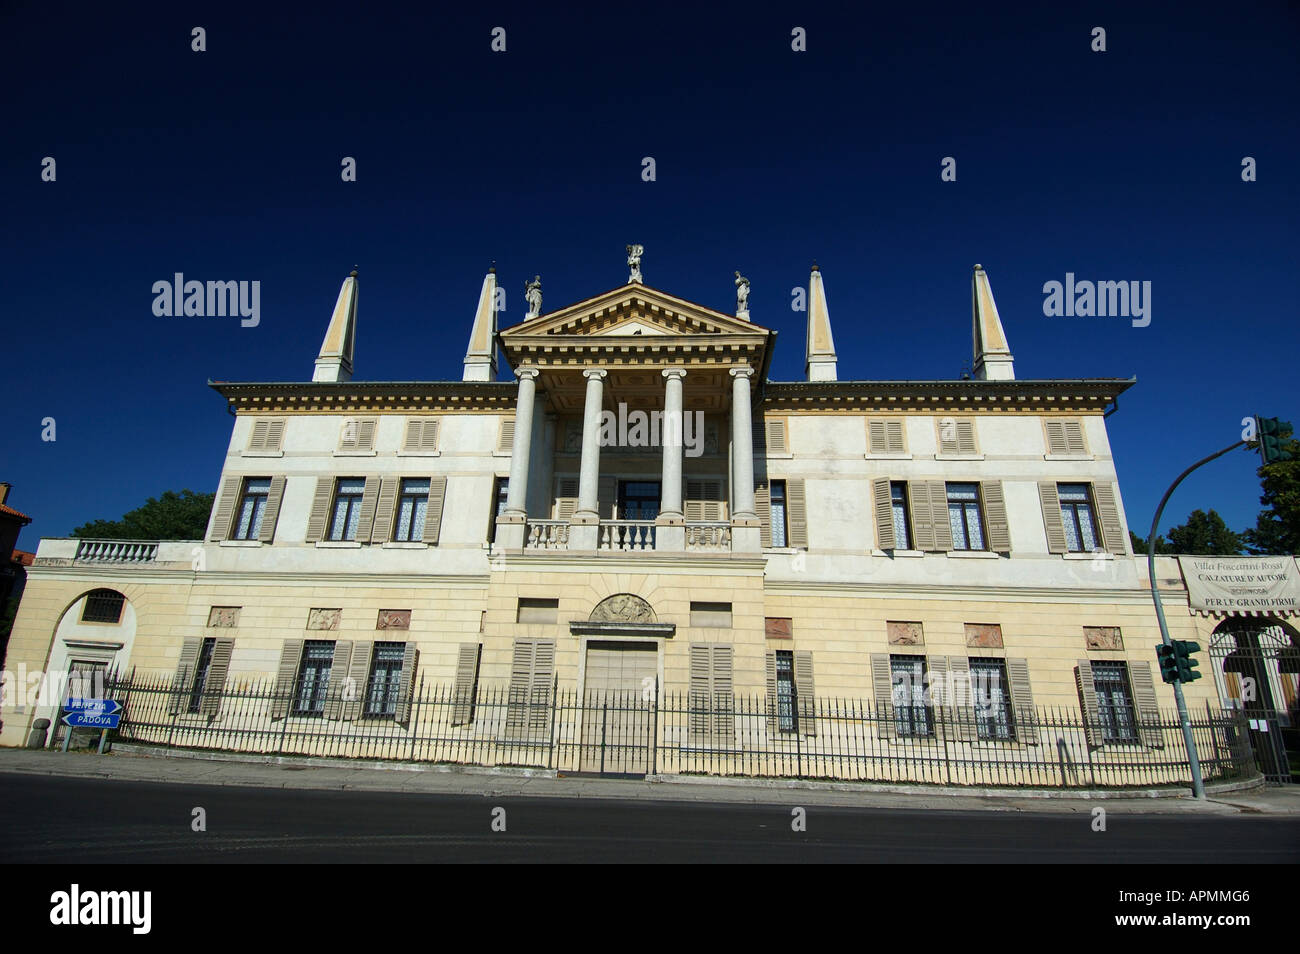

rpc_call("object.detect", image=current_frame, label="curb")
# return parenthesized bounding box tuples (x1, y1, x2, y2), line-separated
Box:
(41, 742, 1267, 803)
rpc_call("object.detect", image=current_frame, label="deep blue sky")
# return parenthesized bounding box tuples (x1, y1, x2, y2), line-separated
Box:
(2, 1, 1296, 547)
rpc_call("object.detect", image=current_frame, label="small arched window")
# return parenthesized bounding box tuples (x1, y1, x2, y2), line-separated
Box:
(80, 589, 125, 624)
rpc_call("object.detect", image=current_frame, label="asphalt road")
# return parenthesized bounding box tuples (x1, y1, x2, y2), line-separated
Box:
(2, 772, 1297, 863)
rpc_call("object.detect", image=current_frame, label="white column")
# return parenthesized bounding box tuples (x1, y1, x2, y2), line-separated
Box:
(574, 368, 607, 522)
(729, 365, 756, 519)
(495, 367, 538, 549)
(659, 368, 686, 519)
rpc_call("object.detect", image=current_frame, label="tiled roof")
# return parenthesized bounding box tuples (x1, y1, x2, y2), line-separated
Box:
(0, 502, 32, 523)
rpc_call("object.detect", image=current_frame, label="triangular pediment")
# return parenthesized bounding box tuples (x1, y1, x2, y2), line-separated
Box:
(500, 283, 767, 340)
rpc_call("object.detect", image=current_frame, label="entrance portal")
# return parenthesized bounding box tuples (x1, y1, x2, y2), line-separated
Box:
(580, 640, 658, 775)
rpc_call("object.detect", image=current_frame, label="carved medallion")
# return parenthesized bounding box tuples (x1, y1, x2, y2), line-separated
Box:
(590, 594, 656, 624)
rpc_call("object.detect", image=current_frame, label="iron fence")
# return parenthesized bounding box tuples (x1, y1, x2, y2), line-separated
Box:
(90, 671, 1258, 789)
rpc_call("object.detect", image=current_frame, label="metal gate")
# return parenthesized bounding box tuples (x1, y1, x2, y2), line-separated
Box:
(1210, 620, 1300, 784)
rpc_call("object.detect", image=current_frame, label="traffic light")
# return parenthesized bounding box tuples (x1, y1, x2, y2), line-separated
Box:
(1156, 643, 1179, 684)
(1173, 640, 1202, 683)
(1255, 416, 1294, 466)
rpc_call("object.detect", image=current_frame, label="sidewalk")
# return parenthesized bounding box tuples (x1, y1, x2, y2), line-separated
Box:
(2, 746, 1297, 816)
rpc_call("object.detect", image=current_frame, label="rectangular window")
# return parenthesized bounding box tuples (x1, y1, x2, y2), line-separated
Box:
(393, 478, 430, 542)
(775, 650, 797, 733)
(293, 640, 335, 716)
(186, 638, 217, 714)
(947, 482, 986, 551)
(80, 589, 124, 624)
(233, 478, 272, 540)
(1092, 661, 1138, 743)
(769, 480, 788, 547)
(1058, 483, 1100, 553)
(890, 655, 932, 737)
(969, 658, 1014, 740)
(364, 642, 407, 718)
(488, 476, 509, 543)
(327, 478, 367, 541)
(517, 598, 559, 624)
(690, 601, 733, 628)
(890, 481, 912, 550)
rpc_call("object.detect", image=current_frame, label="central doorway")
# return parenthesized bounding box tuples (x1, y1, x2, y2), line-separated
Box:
(580, 640, 658, 776)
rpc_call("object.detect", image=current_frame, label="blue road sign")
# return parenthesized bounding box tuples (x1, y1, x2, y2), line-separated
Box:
(64, 699, 122, 715)
(62, 710, 122, 729)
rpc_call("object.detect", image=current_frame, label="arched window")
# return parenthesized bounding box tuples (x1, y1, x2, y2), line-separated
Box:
(80, 589, 125, 624)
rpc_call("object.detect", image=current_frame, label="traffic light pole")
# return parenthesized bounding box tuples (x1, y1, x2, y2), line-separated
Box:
(1146, 439, 1245, 800)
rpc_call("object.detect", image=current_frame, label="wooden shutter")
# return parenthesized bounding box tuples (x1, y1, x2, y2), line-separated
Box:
(868, 420, 905, 454)
(688, 644, 714, 744)
(340, 641, 372, 721)
(1075, 660, 1100, 747)
(506, 639, 554, 738)
(786, 478, 808, 547)
(554, 476, 579, 520)
(370, 477, 400, 543)
(957, 420, 977, 454)
(981, 481, 1011, 552)
(403, 418, 439, 452)
(685, 479, 724, 522)
(755, 481, 771, 547)
(208, 477, 241, 542)
(1005, 658, 1038, 745)
(258, 476, 286, 543)
(947, 656, 979, 741)
(304, 478, 334, 543)
(927, 655, 951, 739)
(764, 652, 778, 733)
(711, 645, 734, 745)
(871, 653, 896, 740)
(324, 641, 354, 720)
(873, 478, 895, 550)
(1129, 661, 1164, 749)
(356, 477, 381, 542)
(765, 419, 788, 455)
(340, 418, 376, 451)
(248, 418, 285, 452)
(422, 476, 447, 544)
(1046, 420, 1086, 455)
(270, 640, 303, 720)
(909, 481, 936, 551)
(598, 476, 617, 520)
(497, 419, 516, 454)
(794, 651, 816, 737)
(394, 643, 420, 726)
(751, 418, 766, 455)
(199, 639, 235, 718)
(169, 638, 202, 714)
(928, 480, 954, 551)
(452, 643, 482, 726)
(1092, 483, 1126, 554)
(1038, 482, 1068, 554)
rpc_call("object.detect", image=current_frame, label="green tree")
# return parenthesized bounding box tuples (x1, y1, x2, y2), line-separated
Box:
(72, 489, 215, 540)
(1129, 530, 1170, 555)
(1243, 431, 1300, 555)
(1163, 509, 1243, 555)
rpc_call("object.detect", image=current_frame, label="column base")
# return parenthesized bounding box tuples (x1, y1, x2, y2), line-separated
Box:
(495, 516, 525, 550)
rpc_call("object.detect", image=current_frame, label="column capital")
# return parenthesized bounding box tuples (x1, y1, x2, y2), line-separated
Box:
(729, 364, 754, 380)
(515, 366, 540, 381)
(583, 368, 608, 381)
(662, 367, 687, 381)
